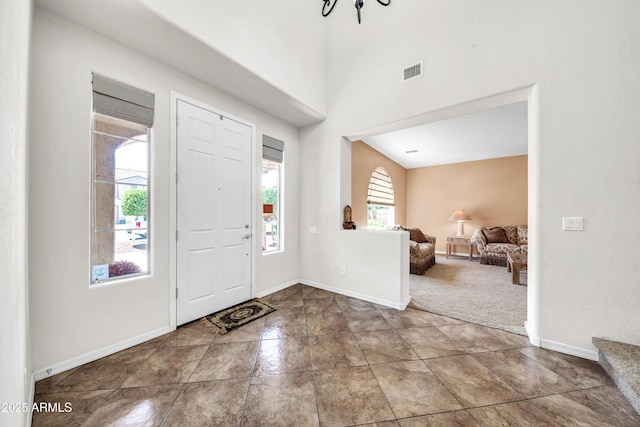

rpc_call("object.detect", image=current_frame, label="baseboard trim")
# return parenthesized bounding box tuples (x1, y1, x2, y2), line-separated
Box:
(256, 279, 300, 299)
(540, 338, 599, 361)
(26, 373, 35, 426)
(299, 279, 409, 310)
(524, 321, 541, 346)
(33, 325, 174, 382)
(399, 295, 412, 310)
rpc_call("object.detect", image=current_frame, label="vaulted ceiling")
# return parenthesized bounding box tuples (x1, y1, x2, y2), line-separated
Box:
(362, 101, 528, 168)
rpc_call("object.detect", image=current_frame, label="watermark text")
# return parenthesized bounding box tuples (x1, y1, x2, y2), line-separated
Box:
(1, 402, 72, 413)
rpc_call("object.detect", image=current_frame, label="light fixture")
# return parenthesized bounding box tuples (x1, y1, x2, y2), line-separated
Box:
(449, 210, 472, 237)
(322, 0, 391, 24)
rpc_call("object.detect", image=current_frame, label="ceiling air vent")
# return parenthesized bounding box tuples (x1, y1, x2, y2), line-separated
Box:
(403, 61, 423, 82)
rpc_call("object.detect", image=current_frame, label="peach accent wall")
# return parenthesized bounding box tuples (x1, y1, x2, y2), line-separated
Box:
(406, 155, 528, 253)
(351, 141, 407, 229)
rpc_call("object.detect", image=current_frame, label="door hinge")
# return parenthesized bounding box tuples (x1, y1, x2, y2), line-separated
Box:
(176, 288, 178, 299)
(176, 230, 178, 240)
(176, 173, 178, 184)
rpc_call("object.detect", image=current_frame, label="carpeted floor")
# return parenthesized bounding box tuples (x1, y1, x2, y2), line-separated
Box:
(593, 338, 640, 415)
(409, 255, 527, 335)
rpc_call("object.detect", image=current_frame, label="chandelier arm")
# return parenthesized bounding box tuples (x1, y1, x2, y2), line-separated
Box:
(322, 0, 389, 23)
(355, 0, 364, 24)
(322, 0, 339, 17)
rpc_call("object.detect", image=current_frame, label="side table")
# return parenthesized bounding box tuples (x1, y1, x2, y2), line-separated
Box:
(507, 253, 528, 285)
(446, 236, 474, 261)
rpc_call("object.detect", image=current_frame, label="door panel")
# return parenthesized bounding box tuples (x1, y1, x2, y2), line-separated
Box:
(223, 245, 245, 291)
(223, 158, 245, 229)
(177, 100, 252, 325)
(188, 248, 216, 300)
(188, 150, 217, 232)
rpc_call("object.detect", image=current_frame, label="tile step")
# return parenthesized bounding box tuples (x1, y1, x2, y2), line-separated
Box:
(593, 337, 640, 415)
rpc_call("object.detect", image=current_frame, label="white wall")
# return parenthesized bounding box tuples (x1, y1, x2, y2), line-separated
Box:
(29, 8, 300, 372)
(0, 0, 32, 424)
(300, 0, 640, 356)
(136, 0, 326, 116)
(335, 230, 410, 308)
(297, 121, 410, 309)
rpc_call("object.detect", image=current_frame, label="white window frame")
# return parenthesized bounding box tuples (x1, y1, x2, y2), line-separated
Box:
(90, 74, 154, 285)
(367, 166, 395, 229)
(262, 158, 283, 254)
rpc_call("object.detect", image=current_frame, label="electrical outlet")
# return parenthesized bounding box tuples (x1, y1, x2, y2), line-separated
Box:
(562, 217, 584, 231)
(309, 226, 317, 234)
(340, 267, 347, 276)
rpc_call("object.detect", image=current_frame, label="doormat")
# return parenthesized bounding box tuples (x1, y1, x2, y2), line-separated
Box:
(201, 298, 277, 334)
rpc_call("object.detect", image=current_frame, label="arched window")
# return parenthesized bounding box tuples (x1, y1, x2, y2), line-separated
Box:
(367, 166, 395, 228)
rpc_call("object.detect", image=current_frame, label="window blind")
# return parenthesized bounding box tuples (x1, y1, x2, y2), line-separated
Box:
(367, 166, 395, 206)
(263, 135, 284, 163)
(92, 73, 155, 127)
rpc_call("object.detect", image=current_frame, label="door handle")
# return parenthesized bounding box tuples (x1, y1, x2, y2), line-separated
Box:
(242, 233, 252, 239)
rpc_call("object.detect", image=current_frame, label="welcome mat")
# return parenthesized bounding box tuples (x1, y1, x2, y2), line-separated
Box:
(201, 298, 277, 334)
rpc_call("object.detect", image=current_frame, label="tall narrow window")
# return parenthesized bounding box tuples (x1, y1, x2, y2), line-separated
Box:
(367, 166, 395, 229)
(262, 135, 284, 253)
(91, 74, 154, 283)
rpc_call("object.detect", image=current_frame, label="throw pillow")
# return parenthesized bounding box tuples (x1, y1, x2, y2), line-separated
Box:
(517, 225, 528, 245)
(406, 227, 428, 243)
(483, 227, 509, 243)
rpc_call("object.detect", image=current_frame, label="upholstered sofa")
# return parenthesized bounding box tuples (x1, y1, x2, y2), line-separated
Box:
(386, 226, 436, 274)
(470, 225, 528, 266)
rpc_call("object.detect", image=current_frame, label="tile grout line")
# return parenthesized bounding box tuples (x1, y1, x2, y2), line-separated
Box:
(145, 332, 211, 426)
(157, 383, 187, 427)
(33, 284, 640, 426)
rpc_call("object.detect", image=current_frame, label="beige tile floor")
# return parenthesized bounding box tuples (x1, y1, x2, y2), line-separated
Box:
(33, 284, 640, 426)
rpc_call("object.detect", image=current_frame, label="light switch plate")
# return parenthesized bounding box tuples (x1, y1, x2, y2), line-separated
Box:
(562, 217, 584, 231)
(309, 226, 317, 234)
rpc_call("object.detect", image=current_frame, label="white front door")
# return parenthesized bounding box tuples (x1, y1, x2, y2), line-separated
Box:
(176, 100, 252, 326)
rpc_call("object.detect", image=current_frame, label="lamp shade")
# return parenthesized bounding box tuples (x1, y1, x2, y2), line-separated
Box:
(263, 204, 274, 214)
(449, 210, 471, 221)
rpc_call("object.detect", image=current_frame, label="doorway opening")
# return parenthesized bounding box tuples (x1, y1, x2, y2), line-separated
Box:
(345, 86, 538, 338)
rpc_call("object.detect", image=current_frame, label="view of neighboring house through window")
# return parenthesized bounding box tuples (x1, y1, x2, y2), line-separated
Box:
(367, 166, 395, 228)
(262, 135, 284, 253)
(91, 74, 154, 283)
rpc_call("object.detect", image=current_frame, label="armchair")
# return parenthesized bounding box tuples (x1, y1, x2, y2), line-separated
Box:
(386, 225, 436, 274)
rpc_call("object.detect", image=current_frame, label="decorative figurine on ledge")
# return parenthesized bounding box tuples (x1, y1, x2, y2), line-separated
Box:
(343, 205, 356, 230)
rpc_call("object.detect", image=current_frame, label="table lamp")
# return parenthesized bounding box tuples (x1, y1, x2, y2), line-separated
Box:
(449, 209, 472, 236)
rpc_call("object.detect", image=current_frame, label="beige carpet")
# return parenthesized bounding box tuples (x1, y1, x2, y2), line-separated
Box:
(409, 255, 527, 335)
(593, 338, 640, 415)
